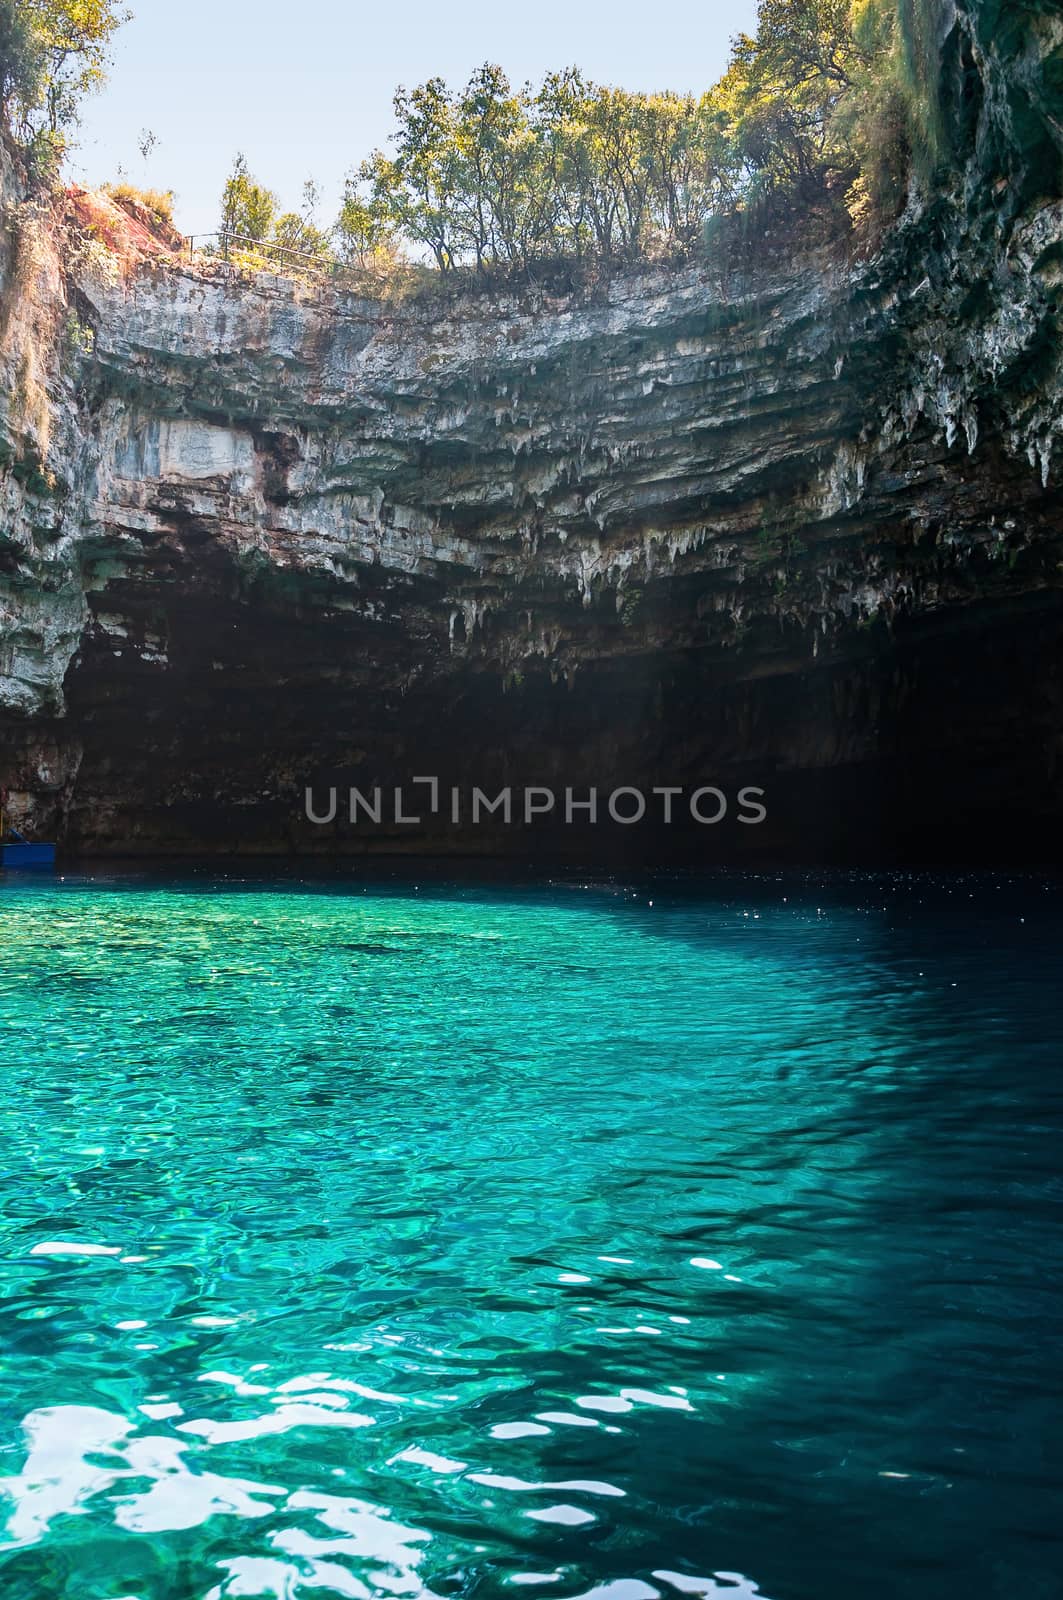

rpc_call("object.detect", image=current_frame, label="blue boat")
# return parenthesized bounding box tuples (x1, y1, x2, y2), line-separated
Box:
(1, 829, 56, 869)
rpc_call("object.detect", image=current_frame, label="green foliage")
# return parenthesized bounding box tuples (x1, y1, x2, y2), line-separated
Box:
(734, 0, 950, 232)
(222, 1, 946, 288)
(710, 0, 940, 232)
(0, 1, 42, 127)
(218, 162, 336, 275)
(353, 76, 463, 270)
(220, 153, 277, 245)
(894, 0, 948, 170)
(271, 210, 329, 258)
(62, 305, 94, 356)
(339, 8, 938, 278)
(834, 0, 933, 224)
(713, 0, 859, 196)
(0, 0, 127, 174)
(347, 64, 744, 273)
(335, 183, 394, 268)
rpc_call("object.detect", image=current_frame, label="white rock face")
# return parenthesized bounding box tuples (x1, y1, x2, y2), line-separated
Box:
(113, 418, 257, 488)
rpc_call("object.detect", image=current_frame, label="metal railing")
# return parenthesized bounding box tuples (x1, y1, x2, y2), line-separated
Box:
(182, 231, 421, 297)
(182, 233, 532, 306)
(185, 230, 339, 275)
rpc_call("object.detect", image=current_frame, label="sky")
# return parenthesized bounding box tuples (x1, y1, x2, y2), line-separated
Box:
(68, 0, 760, 239)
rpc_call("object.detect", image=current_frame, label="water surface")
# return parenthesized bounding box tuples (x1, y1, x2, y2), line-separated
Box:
(0, 870, 1059, 1599)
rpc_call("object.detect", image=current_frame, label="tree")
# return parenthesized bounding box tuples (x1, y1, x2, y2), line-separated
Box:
(640, 91, 737, 250)
(0, 0, 127, 169)
(707, 0, 904, 218)
(335, 178, 393, 268)
(362, 76, 464, 271)
(534, 68, 597, 258)
(450, 64, 541, 269)
(0, 2, 43, 129)
(199, 3, 914, 285)
(273, 178, 332, 261)
(217, 162, 337, 273)
(220, 153, 278, 245)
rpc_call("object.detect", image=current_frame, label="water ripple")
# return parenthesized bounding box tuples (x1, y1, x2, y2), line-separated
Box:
(0, 870, 1059, 1599)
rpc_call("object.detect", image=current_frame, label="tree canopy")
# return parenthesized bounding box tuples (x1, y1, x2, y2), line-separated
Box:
(0, 0, 126, 173)
(0, 0, 933, 272)
(317, 0, 928, 277)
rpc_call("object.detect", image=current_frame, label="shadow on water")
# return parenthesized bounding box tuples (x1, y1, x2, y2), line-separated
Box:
(510, 874, 1063, 1600)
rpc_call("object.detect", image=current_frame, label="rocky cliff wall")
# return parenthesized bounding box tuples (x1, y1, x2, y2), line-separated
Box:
(0, 0, 1060, 862)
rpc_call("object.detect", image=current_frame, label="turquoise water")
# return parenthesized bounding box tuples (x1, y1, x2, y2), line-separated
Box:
(0, 871, 1059, 1600)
